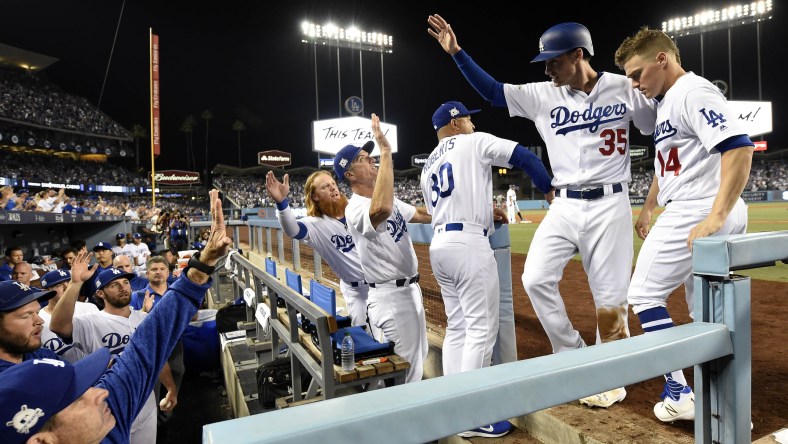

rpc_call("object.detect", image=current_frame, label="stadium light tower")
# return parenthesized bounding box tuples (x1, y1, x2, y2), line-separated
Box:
(300, 21, 394, 121)
(661, 0, 773, 100)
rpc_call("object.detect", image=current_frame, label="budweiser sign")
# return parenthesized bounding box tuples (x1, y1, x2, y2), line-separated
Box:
(152, 170, 201, 185)
(258, 150, 292, 167)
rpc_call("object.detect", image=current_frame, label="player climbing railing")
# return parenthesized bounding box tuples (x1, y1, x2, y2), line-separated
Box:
(204, 230, 788, 443)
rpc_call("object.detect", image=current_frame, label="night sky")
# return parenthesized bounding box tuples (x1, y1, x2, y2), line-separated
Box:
(1, 0, 784, 173)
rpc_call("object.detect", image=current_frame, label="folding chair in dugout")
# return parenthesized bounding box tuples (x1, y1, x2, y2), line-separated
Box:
(308, 280, 351, 328)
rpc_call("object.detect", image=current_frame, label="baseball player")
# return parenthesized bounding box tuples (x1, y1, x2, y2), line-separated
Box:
(49, 266, 179, 444)
(423, 101, 553, 438)
(428, 16, 657, 408)
(123, 233, 152, 276)
(265, 170, 370, 328)
(615, 28, 753, 422)
(336, 113, 432, 384)
(38, 267, 98, 363)
(506, 184, 529, 223)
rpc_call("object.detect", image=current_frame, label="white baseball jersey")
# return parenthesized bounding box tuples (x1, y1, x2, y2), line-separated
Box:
(276, 206, 369, 327)
(344, 194, 418, 284)
(420, 132, 513, 233)
(276, 207, 365, 283)
(39, 301, 99, 363)
(345, 193, 427, 383)
(651, 72, 749, 206)
(506, 188, 517, 208)
(123, 242, 151, 268)
(503, 72, 656, 187)
(70, 309, 157, 444)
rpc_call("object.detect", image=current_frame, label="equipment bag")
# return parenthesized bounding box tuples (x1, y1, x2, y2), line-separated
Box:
(255, 357, 311, 409)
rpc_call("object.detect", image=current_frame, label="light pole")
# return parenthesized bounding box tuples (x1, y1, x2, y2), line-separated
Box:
(300, 21, 393, 121)
(661, 0, 773, 100)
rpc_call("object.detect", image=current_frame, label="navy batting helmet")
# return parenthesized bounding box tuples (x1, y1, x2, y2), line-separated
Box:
(531, 22, 594, 63)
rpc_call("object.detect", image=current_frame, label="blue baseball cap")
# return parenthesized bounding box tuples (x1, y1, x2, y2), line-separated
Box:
(116, 233, 126, 240)
(431, 101, 481, 131)
(93, 241, 112, 252)
(132, 233, 141, 239)
(0, 347, 110, 443)
(333, 140, 375, 182)
(95, 267, 135, 291)
(40, 269, 71, 289)
(17, 188, 29, 195)
(0, 281, 56, 312)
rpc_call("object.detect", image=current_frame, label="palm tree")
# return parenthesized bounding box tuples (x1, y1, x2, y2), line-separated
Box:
(232, 119, 246, 167)
(201, 109, 213, 180)
(131, 124, 148, 171)
(180, 115, 196, 170)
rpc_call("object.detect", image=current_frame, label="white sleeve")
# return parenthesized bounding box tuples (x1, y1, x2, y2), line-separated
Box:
(276, 206, 307, 240)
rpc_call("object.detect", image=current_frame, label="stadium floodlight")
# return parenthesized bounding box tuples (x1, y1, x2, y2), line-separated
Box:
(662, 0, 773, 37)
(300, 21, 393, 53)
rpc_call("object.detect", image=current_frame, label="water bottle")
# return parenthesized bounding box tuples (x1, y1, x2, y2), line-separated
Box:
(341, 330, 355, 372)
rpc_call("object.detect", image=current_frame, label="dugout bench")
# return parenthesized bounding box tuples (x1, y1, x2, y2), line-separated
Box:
(223, 251, 409, 410)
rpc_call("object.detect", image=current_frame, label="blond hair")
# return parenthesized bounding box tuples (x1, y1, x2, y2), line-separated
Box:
(615, 27, 681, 69)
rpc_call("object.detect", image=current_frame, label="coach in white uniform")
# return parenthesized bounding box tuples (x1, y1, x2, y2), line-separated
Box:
(615, 28, 753, 422)
(266, 169, 369, 327)
(429, 16, 657, 408)
(422, 101, 554, 438)
(336, 114, 432, 384)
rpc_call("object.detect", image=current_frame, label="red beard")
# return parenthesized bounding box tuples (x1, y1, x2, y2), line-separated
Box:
(316, 194, 349, 219)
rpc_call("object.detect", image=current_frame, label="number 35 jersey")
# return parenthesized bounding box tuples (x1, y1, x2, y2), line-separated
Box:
(651, 72, 749, 206)
(420, 131, 515, 234)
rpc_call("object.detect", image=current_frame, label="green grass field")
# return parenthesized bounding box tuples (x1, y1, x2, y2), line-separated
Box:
(508, 201, 788, 283)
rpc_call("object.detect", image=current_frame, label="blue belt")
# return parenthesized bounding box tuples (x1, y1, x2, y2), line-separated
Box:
(561, 183, 623, 200)
(443, 223, 488, 236)
(369, 274, 420, 288)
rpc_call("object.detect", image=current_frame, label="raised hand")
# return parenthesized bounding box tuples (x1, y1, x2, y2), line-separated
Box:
(370, 113, 390, 153)
(427, 14, 461, 55)
(199, 189, 233, 265)
(265, 171, 290, 204)
(70, 251, 94, 283)
(143, 290, 155, 313)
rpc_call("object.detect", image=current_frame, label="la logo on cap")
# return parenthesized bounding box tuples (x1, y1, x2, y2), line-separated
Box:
(12, 281, 30, 291)
(449, 107, 460, 117)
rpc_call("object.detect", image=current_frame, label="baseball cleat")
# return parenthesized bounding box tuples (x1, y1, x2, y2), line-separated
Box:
(456, 420, 512, 438)
(579, 387, 626, 408)
(654, 385, 695, 422)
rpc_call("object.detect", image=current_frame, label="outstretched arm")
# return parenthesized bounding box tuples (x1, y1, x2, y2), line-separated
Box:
(509, 145, 553, 194)
(50, 251, 92, 338)
(369, 113, 394, 227)
(266, 171, 307, 239)
(427, 14, 507, 106)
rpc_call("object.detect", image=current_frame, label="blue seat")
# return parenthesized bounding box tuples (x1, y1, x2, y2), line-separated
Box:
(329, 326, 394, 366)
(285, 269, 303, 295)
(309, 280, 351, 327)
(265, 258, 277, 277)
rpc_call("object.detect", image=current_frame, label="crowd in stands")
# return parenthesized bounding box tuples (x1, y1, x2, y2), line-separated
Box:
(0, 150, 146, 186)
(214, 158, 787, 210)
(0, 66, 131, 139)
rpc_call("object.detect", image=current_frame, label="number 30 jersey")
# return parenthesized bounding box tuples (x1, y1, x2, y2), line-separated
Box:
(651, 72, 749, 206)
(420, 131, 515, 234)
